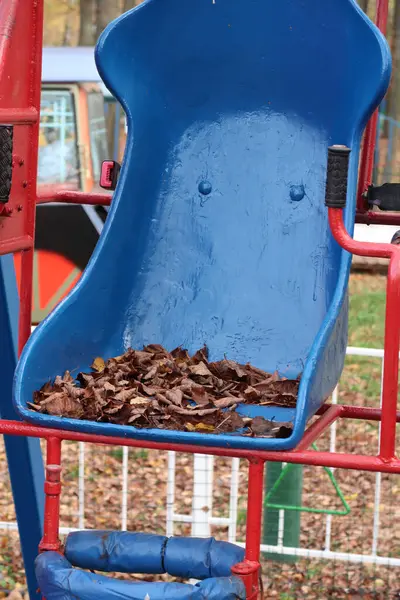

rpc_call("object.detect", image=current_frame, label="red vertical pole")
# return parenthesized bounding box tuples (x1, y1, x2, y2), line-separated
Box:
(18, 248, 33, 354)
(379, 252, 400, 461)
(357, 0, 390, 212)
(232, 459, 265, 599)
(245, 460, 264, 563)
(39, 437, 62, 552)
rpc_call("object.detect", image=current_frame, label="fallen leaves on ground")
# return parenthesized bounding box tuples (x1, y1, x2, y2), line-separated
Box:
(30, 345, 298, 438)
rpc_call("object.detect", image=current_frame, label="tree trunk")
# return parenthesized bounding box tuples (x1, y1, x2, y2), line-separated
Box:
(124, 0, 140, 11)
(95, 0, 121, 39)
(384, 0, 400, 180)
(79, 0, 96, 46)
(358, 0, 369, 13)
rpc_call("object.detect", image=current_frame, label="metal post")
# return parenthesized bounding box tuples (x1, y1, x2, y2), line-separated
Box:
(191, 454, 213, 537)
(0, 254, 44, 600)
(263, 462, 302, 563)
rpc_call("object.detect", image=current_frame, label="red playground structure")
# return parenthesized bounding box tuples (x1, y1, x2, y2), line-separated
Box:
(1, 0, 400, 598)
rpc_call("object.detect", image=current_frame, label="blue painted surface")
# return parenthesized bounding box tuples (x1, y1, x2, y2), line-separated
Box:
(14, 0, 390, 450)
(65, 531, 245, 578)
(36, 551, 246, 600)
(0, 255, 44, 600)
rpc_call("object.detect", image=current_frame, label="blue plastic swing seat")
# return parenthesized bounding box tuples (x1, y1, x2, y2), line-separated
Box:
(35, 532, 246, 600)
(14, 0, 390, 451)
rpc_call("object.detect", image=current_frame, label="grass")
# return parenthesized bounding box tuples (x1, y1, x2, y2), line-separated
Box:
(348, 273, 386, 348)
(343, 273, 387, 402)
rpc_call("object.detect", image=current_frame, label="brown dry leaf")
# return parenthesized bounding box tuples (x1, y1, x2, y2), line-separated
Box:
(165, 389, 183, 407)
(91, 357, 106, 372)
(42, 393, 83, 418)
(192, 345, 209, 363)
(130, 397, 150, 406)
(104, 382, 116, 393)
(189, 362, 213, 377)
(115, 389, 138, 402)
(243, 386, 261, 402)
(144, 365, 158, 380)
(250, 416, 274, 436)
(214, 397, 238, 409)
(191, 385, 210, 406)
(168, 406, 218, 417)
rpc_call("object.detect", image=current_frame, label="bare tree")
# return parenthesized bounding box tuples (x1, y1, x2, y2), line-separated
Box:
(79, 0, 96, 45)
(358, 0, 369, 13)
(124, 0, 140, 11)
(383, 0, 400, 179)
(79, 0, 141, 46)
(95, 0, 121, 39)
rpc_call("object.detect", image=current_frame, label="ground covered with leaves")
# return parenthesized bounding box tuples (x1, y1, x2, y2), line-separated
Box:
(31, 345, 296, 439)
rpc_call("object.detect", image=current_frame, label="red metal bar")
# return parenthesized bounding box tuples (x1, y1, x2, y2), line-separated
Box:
(356, 211, 400, 226)
(0, 107, 38, 124)
(356, 0, 389, 213)
(39, 437, 62, 552)
(376, 0, 390, 36)
(0, 235, 33, 255)
(18, 248, 34, 354)
(0, 0, 19, 73)
(0, 419, 399, 472)
(231, 560, 260, 600)
(379, 252, 400, 460)
(295, 404, 343, 451)
(341, 405, 400, 422)
(36, 190, 112, 206)
(357, 113, 380, 213)
(329, 208, 394, 258)
(329, 207, 400, 461)
(245, 460, 264, 563)
(231, 459, 264, 599)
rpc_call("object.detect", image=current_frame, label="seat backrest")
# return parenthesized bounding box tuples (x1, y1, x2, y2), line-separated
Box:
(88, 0, 389, 378)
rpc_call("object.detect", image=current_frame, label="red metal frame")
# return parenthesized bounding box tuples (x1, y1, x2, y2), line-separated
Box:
(356, 0, 389, 217)
(1, 1, 400, 598)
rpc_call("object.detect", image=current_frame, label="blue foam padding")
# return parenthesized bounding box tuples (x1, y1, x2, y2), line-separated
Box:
(164, 536, 245, 579)
(35, 552, 246, 600)
(14, 0, 391, 451)
(65, 531, 245, 579)
(65, 531, 167, 574)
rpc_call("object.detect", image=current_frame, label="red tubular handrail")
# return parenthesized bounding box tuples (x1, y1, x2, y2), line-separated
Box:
(329, 207, 400, 461)
(36, 190, 112, 206)
(356, 211, 400, 226)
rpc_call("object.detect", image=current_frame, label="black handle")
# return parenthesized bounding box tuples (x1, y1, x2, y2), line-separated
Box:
(325, 145, 351, 209)
(0, 126, 13, 204)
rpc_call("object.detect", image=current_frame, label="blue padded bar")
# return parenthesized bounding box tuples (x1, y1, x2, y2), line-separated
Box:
(65, 531, 245, 579)
(164, 536, 244, 579)
(35, 552, 246, 600)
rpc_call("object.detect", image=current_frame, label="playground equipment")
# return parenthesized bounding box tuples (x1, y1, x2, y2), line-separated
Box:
(12, 0, 392, 451)
(2, 0, 400, 599)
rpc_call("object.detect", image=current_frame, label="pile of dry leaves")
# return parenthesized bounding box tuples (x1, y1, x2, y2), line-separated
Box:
(30, 345, 299, 438)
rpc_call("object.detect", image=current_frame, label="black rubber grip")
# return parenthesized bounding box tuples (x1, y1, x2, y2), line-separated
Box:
(0, 126, 13, 203)
(325, 145, 351, 209)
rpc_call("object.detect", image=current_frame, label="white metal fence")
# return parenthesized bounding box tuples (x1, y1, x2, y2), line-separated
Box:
(0, 346, 398, 571)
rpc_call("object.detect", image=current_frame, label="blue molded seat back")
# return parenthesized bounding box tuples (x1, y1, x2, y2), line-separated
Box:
(14, 0, 390, 450)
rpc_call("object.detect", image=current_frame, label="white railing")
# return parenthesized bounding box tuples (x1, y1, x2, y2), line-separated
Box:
(0, 346, 398, 569)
